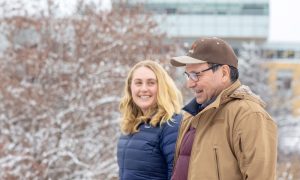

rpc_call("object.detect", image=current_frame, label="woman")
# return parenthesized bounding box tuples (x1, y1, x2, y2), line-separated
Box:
(117, 60, 183, 180)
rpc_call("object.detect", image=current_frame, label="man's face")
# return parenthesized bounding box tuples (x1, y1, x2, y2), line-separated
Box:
(185, 63, 225, 104)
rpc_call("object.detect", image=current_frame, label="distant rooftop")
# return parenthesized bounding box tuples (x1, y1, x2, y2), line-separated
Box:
(263, 42, 300, 51)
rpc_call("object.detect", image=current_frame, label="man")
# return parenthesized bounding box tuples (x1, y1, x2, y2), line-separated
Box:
(170, 37, 277, 180)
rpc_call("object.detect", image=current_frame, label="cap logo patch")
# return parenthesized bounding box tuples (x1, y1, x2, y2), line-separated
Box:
(189, 42, 197, 54)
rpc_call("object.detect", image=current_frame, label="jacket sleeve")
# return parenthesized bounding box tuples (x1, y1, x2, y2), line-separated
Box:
(233, 112, 278, 180)
(160, 114, 182, 180)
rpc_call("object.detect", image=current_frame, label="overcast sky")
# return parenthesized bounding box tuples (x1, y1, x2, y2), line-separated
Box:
(269, 0, 300, 43)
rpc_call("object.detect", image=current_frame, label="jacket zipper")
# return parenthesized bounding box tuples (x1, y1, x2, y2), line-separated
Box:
(213, 145, 221, 180)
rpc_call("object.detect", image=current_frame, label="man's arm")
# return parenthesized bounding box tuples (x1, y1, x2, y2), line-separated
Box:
(233, 112, 278, 180)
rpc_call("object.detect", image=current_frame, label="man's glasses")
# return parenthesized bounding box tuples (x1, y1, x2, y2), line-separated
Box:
(184, 64, 221, 82)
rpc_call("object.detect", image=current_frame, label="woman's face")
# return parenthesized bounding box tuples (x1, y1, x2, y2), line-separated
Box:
(130, 66, 158, 114)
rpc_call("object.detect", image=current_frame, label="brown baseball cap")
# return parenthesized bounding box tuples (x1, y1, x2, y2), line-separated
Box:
(171, 37, 238, 68)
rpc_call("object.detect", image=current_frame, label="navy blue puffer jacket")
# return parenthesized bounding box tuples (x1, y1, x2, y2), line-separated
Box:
(117, 114, 182, 180)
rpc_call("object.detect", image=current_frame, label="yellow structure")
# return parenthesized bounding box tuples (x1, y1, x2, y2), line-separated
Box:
(265, 60, 300, 116)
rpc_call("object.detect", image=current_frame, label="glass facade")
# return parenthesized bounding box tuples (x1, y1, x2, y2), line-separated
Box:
(127, 0, 269, 41)
(143, 2, 269, 15)
(154, 14, 268, 39)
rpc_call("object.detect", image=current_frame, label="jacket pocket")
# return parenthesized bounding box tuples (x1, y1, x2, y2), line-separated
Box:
(238, 132, 249, 167)
(213, 145, 221, 180)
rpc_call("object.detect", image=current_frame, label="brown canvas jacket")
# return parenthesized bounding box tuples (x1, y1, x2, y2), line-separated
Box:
(174, 80, 277, 180)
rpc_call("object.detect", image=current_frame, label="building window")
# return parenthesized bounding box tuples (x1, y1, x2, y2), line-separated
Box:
(166, 8, 177, 14)
(262, 50, 276, 59)
(140, 2, 269, 15)
(276, 70, 292, 97)
(286, 50, 295, 58)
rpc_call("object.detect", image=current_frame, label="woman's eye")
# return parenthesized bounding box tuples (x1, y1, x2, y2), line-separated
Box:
(135, 81, 142, 85)
(148, 81, 156, 86)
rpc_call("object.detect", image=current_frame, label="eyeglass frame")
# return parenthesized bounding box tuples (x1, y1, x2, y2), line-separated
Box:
(184, 64, 222, 82)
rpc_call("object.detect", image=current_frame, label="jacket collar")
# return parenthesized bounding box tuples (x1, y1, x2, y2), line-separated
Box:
(183, 80, 242, 116)
(183, 97, 217, 116)
(183, 80, 266, 116)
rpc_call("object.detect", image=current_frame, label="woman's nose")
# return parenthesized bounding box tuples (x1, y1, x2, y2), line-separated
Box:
(141, 83, 148, 91)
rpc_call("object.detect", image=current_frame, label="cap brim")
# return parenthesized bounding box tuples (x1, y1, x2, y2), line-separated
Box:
(170, 56, 207, 67)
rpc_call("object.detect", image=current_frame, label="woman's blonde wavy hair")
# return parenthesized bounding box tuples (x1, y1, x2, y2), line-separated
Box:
(119, 60, 183, 134)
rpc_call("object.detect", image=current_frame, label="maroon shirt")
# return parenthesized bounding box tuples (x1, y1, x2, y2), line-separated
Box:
(171, 126, 196, 180)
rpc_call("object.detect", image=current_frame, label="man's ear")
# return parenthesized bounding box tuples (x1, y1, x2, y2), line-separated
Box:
(221, 65, 231, 82)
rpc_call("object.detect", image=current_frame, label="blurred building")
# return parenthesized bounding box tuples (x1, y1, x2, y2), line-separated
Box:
(262, 43, 300, 116)
(126, 0, 269, 49)
(262, 42, 300, 116)
(265, 60, 300, 116)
